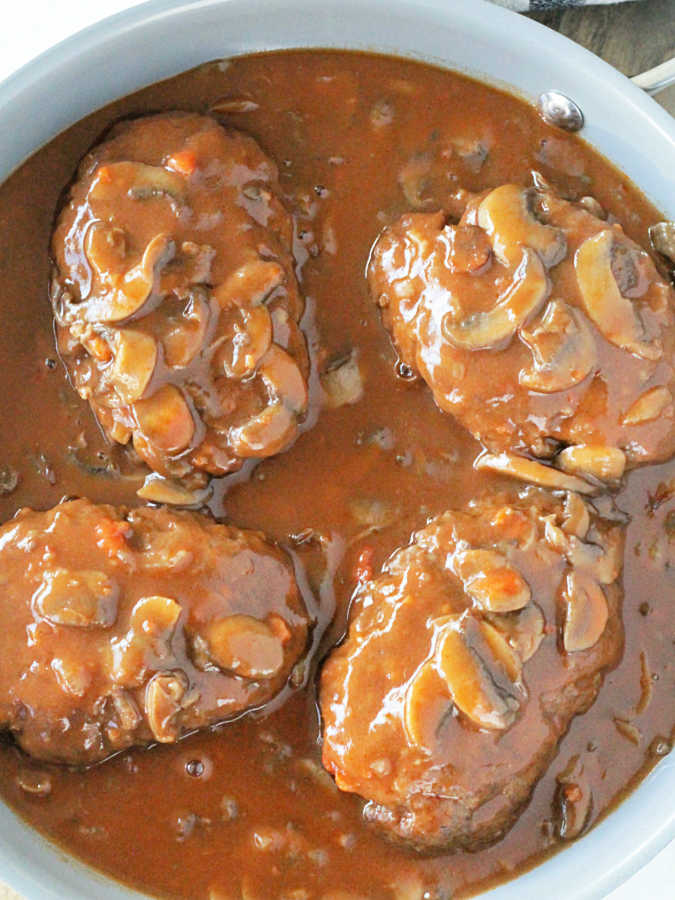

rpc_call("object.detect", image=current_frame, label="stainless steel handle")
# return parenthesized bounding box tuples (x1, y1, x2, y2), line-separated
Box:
(631, 57, 675, 96)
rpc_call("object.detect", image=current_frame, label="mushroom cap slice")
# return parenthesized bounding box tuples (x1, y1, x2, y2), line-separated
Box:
(649, 221, 675, 265)
(136, 474, 211, 507)
(89, 161, 187, 205)
(475, 452, 597, 495)
(202, 615, 284, 679)
(258, 345, 308, 415)
(556, 444, 626, 482)
(621, 386, 673, 426)
(85, 233, 175, 324)
(229, 346, 307, 458)
(487, 603, 546, 663)
(562, 492, 590, 540)
(222, 305, 273, 379)
(574, 229, 662, 361)
(519, 299, 596, 394)
(131, 595, 182, 634)
(230, 402, 296, 459)
(441, 248, 549, 351)
(133, 384, 195, 455)
(562, 571, 609, 653)
(110, 328, 158, 404)
(435, 613, 524, 731)
(403, 662, 451, 754)
(144, 672, 187, 743)
(544, 520, 621, 586)
(162, 291, 212, 369)
(477, 184, 567, 269)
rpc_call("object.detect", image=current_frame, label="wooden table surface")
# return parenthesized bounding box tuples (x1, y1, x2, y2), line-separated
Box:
(530, 0, 675, 115)
(0, 2, 673, 899)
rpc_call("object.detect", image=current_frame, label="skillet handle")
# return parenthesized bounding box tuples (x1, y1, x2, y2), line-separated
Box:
(631, 58, 675, 96)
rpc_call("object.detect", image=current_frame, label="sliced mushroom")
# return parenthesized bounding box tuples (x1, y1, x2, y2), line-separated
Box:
(90, 161, 186, 205)
(162, 291, 211, 368)
(110, 329, 158, 404)
(562, 571, 608, 653)
(621, 386, 672, 425)
(649, 221, 675, 265)
(544, 520, 621, 585)
(214, 259, 285, 309)
(131, 595, 182, 635)
(229, 403, 295, 459)
(556, 445, 626, 482)
(145, 672, 187, 743)
(403, 661, 451, 754)
(575, 230, 662, 361)
(441, 248, 549, 350)
(453, 548, 531, 612)
(562, 492, 590, 540)
(202, 615, 284, 679)
(475, 452, 597, 495)
(519, 299, 596, 393)
(133, 384, 195, 454)
(260, 346, 307, 414)
(487, 603, 546, 662)
(137, 473, 211, 507)
(435, 614, 524, 731)
(86, 233, 175, 323)
(223, 306, 273, 379)
(477, 184, 567, 268)
(230, 346, 306, 458)
(108, 596, 181, 689)
(33, 568, 119, 628)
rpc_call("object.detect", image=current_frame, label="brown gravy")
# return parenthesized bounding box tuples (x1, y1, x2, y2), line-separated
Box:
(0, 51, 672, 900)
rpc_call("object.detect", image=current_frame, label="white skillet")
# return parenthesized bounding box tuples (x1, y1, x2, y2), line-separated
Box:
(0, 2, 672, 898)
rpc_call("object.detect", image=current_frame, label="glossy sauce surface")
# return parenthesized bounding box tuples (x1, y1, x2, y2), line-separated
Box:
(0, 51, 672, 900)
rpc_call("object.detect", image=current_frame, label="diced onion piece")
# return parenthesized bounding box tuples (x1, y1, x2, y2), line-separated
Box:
(321, 353, 364, 408)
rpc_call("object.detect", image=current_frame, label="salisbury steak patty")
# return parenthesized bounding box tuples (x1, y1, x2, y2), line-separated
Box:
(0, 499, 309, 765)
(368, 183, 675, 487)
(51, 113, 308, 491)
(320, 488, 624, 850)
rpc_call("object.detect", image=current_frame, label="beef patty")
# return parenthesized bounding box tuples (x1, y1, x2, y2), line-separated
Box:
(320, 487, 624, 850)
(368, 183, 675, 490)
(0, 499, 309, 765)
(51, 112, 309, 496)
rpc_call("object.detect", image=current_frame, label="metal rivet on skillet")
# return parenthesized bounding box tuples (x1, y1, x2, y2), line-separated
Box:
(537, 90, 585, 132)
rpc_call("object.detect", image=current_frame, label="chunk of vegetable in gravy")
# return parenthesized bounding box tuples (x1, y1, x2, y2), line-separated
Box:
(0, 50, 671, 900)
